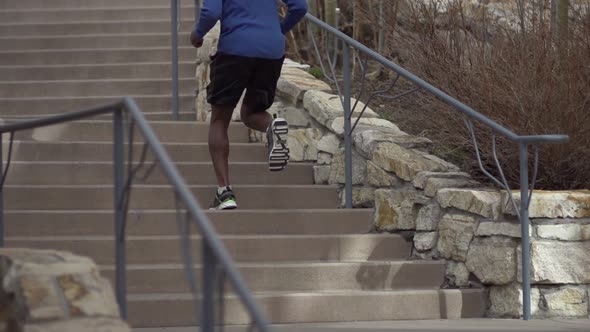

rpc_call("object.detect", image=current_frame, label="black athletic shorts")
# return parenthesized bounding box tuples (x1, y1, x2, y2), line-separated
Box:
(207, 52, 285, 111)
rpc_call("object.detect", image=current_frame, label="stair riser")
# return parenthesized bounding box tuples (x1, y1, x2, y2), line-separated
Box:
(8, 122, 249, 143)
(5, 236, 409, 265)
(0, 9, 193, 24)
(101, 262, 445, 293)
(5, 142, 265, 162)
(0, 63, 195, 81)
(3, 186, 339, 210)
(4, 163, 313, 185)
(0, 48, 196, 65)
(0, 0, 194, 9)
(0, 79, 194, 98)
(0, 21, 194, 36)
(0, 34, 192, 51)
(0, 96, 195, 116)
(4, 210, 373, 236)
(126, 290, 485, 327)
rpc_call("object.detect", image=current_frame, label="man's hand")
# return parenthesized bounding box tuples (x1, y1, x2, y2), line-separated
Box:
(190, 30, 204, 48)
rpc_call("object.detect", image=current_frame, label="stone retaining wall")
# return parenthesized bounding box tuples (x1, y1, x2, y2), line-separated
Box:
(195, 28, 590, 318)
(0, 249, 130, 332)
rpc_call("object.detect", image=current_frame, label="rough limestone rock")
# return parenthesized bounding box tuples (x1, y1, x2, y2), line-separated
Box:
(412, 171, 472, 190)
(279, 106, 312, 127)
(414, 232, 438, 252)
(330, 117, 399, 136)
(417, 152, 460, 172)
(0, 249, 127, 330)
(367, 161, 402, 187)
(489, 284, 540, 318)
(422, 177, 480, 197)
(313, 165, 331, 185)
(303, 90, 379, 128)
(543, 287, 589, 317)
(196, 23, 220, 64)
(353, 129, 431, 159)
(283, 58, 310, 71)
(374, 188, 419, 231)
(466, 236, 518, 285)
(446, 261, 470, 287)
(503, 190, 590, 219)
(317, 152, 333, 165)
(277, 67, 332, 105)
(341, 187, 376, 208)
(287, 128, 323, 161)
(316, 133, 340, 154)
(328, 148, 367, 185)
(477, 222, 523, 238)
(372, 143, 455, 182)
(536, 224, 584, 241)
(437, 188, 502, 219)
(530, 241, 590, 284)
(437, 213, 478, 262)
(416, 203, 443, 231)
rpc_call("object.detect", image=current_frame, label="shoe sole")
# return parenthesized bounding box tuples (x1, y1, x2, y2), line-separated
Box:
(268, 118, 289, 172)
(209, 199, 238, 210)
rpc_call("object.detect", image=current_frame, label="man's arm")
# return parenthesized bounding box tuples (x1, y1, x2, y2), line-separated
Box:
(281, 0, 308, 35)
(191, 0, 222, 46)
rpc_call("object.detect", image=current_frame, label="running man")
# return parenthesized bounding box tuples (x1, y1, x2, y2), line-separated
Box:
(190, 0, 308, 210)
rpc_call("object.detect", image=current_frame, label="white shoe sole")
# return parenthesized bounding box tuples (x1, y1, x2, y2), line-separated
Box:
(209, 200, 237, 210)
(268, 118, 289, 172)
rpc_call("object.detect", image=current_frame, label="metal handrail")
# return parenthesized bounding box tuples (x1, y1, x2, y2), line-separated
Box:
(0, 97, 271, 331)
(304, 13, 569, 321)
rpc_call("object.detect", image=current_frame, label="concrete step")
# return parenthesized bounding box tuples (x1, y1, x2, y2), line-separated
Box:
(3, 185, 340, 210)
(126, 289, 485, 327)
(0, 47, 195, 65)
(5, 234, 410, 265)
(0, 33, 192, 50)
(4, 162, 314, 185)
(0, 78, 194, 98)
(10, 121, 249, 143)
(0, 20, 193, 36)
(5, 141, 265, 162)
(0, 8, 194, 24)
(0, 0, 194, 9)
(0, 62, 195, 80)
(101, 261, 446, 294)
(0, 95, 195, 116)
(142, 112, 196, 121)
(4, 209, 373, 236)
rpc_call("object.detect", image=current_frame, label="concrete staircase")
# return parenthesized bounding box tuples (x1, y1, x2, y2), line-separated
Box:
(0, 0, 484, 328)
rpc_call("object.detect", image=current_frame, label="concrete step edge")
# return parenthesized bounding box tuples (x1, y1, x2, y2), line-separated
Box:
(0, 46, 194, 54)
(0, 32, 191, 39)
(100, 260, 445, 270)
(6, 234, 401, 241)
(0, 61, 195, 69)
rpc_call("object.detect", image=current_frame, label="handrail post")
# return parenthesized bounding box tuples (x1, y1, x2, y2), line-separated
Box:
(519, 143, 531, 320)
(202, 240, 216, 331)
(171, 0, 180, 121)
(113, 109, 127, 319)
(342, 43, 353, 209)
(0, 133, 4, 247)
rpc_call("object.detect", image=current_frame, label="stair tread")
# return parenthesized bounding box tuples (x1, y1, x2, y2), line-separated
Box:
(7, 234, 395, 241)
(128, 288, 483, 301)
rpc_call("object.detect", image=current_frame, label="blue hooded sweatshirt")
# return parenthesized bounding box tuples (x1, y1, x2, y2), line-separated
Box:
(193, 0, 308, 59)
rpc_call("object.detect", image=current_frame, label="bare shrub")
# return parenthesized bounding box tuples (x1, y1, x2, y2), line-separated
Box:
(343, 0, 590, 190)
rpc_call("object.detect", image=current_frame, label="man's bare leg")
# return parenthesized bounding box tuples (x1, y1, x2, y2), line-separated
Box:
(209, 104, 234, 187)
(240, 103, 272, 132)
